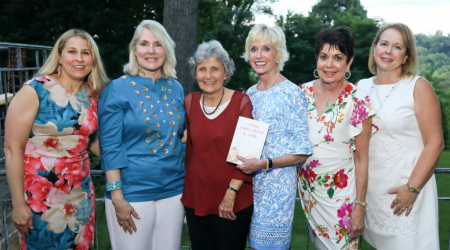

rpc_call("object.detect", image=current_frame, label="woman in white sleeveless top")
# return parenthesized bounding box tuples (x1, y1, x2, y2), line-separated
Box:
(358, 23, 442, 250)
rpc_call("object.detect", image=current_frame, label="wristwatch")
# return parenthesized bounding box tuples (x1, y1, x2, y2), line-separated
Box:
(406, 182, 420, 193)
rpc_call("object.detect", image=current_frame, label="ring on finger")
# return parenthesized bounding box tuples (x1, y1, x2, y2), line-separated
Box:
(402, 207, 407, 211)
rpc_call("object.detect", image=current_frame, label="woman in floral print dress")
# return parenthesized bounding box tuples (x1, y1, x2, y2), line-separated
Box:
(298, 28, 373, 250)
(4, 29, 108, 249)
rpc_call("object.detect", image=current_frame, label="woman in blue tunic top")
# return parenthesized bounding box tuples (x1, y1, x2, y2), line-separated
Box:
(98, 20, 186, 250)
(237, 24, 314, 250)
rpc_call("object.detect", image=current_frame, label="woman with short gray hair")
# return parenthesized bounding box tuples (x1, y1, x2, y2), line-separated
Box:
(181, 40, 254, 250)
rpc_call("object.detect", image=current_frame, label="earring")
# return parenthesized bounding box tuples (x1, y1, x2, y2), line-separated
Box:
(57, 64, 62, 77)
(313, 69, 319, 79)
(276, 60, 280, 64)
(344, 70, 351, 80)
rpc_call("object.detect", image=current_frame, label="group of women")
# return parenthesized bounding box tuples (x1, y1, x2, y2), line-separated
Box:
(4, 18, 442, 250)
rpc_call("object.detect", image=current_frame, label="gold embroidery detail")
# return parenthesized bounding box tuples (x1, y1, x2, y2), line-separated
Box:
(170, 121, 175, 127)
(151, 147, 156, 153)
(165, 103, 170, 108)
(168, 80, 172, 85)
(177, 115, 182, 121)
(167, 112, 173, 117)
(174, 107, 179, 112)
(149, 105, 155, 109)
(135, 91, 140, 96)
(145, 117, 150, 123)
(122, 76, 127, 79)
(163, 149, 169, 155)
(155, 123, 160, 128)
(162, 94, 167, 100)
(171, 131, 176, 136)
(146, 128, 152, 133)
(155, 132, 161, 138)
(153, 113, 157, 118)
(146, 137, 152, 143)
(139, 101, 144, 106)
(142, 87, 148, 92)
(158, 140, 164, 146)
(168, 89, 173, 94)
(145, 96, 151, 101)
(167, 140, 173, 146)
(143, 109, 147, 114)
(171, 99, 176, 104)
(161, 86, 166, 91)
(130, 82, 136, 87)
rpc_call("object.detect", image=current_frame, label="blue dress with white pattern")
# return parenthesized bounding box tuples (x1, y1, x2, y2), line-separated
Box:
(247, 80, 313, 250)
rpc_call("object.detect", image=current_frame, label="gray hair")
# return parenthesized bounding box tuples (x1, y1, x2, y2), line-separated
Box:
(189, 40, 235, 85)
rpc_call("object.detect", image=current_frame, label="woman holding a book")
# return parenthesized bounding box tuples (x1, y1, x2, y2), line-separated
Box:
(297, 27, 373, 250)
(181, 40, 254, 250)
(237, 24, 314, 250)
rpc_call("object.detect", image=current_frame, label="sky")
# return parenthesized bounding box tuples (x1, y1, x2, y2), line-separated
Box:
(255, 0, 450, 35)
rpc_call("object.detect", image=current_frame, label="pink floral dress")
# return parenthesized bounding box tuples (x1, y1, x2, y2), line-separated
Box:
(298, 81, 373, 250)
(20, 76, 97, 250)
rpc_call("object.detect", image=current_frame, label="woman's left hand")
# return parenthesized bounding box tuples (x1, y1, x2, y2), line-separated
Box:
(389, 184, 418, 216)
(348, 205, 365, 242)
(219, 190, 237, 221)
(236, 155, 265, 174)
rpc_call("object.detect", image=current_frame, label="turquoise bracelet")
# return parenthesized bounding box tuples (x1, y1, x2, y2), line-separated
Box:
(106, 180, 123, 192)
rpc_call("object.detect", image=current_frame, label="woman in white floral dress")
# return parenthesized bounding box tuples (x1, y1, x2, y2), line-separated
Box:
(298, 27, 374, 250)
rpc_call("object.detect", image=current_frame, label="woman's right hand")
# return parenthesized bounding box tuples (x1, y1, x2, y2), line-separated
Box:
(12, 203, 33, 236)
(112, 198, 140, 234)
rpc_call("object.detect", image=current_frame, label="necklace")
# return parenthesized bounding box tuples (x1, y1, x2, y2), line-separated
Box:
(202, 87, 225, 115)
(369, 76, 400, 114)
(255, 71, 280, 120)
(322, 80, 345, 107)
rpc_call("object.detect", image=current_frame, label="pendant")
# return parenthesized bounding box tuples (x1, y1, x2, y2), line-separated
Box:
(325, 96, 329, 107)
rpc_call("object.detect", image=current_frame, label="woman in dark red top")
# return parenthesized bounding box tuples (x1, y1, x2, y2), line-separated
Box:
(181, 40, 253, 250)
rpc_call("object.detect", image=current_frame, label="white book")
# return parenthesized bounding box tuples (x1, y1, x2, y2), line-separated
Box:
(226, 116, 270, 164)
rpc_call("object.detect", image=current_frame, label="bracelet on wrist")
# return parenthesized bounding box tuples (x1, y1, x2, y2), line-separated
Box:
(354, 200, 367, 208)
(106, 180, 123, 192)
(227, 185, 238, 194)
(267, 158, 273, 169)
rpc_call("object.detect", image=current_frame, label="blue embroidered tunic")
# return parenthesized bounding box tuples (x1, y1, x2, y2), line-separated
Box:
(247, 80, 313, 250)
(98, 74, 186, 202)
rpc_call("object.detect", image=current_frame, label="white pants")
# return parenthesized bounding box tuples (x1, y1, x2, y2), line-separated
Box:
(105, 193, 185, 250)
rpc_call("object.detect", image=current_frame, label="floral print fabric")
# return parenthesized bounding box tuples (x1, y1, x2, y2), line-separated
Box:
(21, 76, 97, 250)
(298, 81, 373, 250)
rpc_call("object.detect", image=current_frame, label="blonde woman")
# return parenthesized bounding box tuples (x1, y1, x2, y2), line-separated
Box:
(238, 24, 313, 250)
(98, 20, 186, 250)
(5, 29, 108, 249)
(359, 23, 443, 250)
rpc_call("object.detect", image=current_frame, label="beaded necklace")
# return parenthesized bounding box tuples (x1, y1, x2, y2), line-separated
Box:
(202, 87, 225, 115)
(369, 76, 400, 114)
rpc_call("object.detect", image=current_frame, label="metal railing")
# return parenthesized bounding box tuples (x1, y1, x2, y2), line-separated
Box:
(0, 169, 449, 250)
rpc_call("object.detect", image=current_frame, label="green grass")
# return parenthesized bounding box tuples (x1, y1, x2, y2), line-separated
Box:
(92, 152, 450, 250)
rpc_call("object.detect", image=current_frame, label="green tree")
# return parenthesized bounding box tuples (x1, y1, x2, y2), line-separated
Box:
(197, 0, 276, 91)
(0, 0, 163, 78)
(310, 0, 367, 26)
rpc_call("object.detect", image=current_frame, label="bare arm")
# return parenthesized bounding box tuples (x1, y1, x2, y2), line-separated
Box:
(390, 78, 444, 216)
(105, 169, 140, 234)
(88, 131, 100, 157)
(236, 154, 308, 174)
(4, 86, 39, 236)
(219, 179, 244, 221)
(348, 118, 371, 241)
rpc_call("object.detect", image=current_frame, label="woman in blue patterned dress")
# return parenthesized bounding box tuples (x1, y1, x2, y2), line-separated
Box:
(237, 24, 314, 250)
(4, 29, 109, 249)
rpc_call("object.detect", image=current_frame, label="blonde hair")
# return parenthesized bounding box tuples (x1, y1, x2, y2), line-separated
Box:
(368, 23, 418, 79)
(124, 20, 177, 78)
(243, 24, 289, 71)
(35, 29, 109, 97)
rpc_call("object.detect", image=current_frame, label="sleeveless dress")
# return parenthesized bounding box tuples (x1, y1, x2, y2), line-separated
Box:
(20, 76, 97, 250)
(358, 76, 439, 250)
(298, 81, 374, 250)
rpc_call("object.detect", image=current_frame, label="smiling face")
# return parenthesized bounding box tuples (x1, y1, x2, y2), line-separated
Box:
(316, 43, 353, 84)
(135, 28, 166, 74)
(58, 37, 93, 83)
(196, 57, 226, 95)
(248, 39, 278, 76)
(373, 28, 408, 74)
